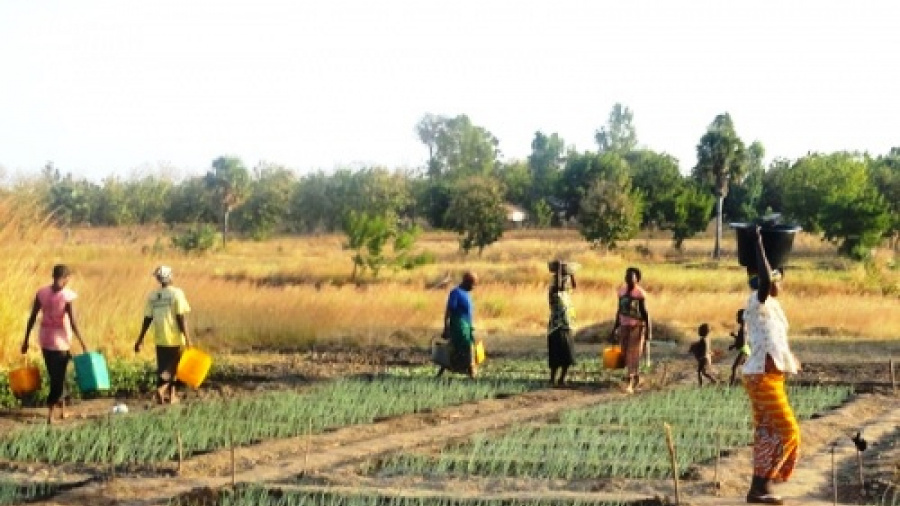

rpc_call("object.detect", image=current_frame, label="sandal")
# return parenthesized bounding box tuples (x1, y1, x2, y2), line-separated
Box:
(746, 493, 783, 505)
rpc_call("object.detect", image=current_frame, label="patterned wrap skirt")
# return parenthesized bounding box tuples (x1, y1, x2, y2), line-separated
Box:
(743, 372, 800, 481)
(618, 324, 644, 377)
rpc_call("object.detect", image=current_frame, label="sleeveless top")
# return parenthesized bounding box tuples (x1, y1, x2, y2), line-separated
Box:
(616, 285, 646, 327)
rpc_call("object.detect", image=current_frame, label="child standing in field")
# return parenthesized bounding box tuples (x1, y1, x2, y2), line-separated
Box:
(21, 264, 89, 424)
(134, 266, 192, 404)
(728, 309, 750, 386)
(689, 323, 717, 386)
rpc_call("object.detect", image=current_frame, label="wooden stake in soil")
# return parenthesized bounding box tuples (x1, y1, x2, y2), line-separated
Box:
(890, 359, 896, 395)
(107, 413, 115, 483)
(176, 430, 184, 474)
(663, 422, 681, 505)
(713, 430, 721, 495)
(230, 429, 236, 489)
(831, 444, 838, 506)
(304, 418, 312, 471)
(857, 447, 865, 498)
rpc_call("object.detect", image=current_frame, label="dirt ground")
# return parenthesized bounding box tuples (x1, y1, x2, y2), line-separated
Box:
(2, 347, 898, 506)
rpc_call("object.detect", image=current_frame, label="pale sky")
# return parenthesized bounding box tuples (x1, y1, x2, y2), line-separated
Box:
(1, 1, 898, 182)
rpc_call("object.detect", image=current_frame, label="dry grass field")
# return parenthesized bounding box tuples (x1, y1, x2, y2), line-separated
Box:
(1, 195, 898, 364)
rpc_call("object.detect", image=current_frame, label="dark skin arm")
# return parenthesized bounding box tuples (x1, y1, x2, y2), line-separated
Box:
(21, 296, 41, 354)
(755, 225, 774, 303)
(638, 298, 652, 341)
(134, 317, 153, 352)
(176, 314, 191, 347)
(65, 302, 88, 352)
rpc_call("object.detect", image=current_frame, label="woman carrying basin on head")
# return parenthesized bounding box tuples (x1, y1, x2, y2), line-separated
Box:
(742, 225, 801, 505)
(547, 260, 577, 387)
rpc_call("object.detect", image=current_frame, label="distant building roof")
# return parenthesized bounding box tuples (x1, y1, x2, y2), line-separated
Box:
(503, 203, 527, 222)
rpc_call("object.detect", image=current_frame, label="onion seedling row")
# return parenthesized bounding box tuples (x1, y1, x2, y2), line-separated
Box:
(0, 480, 57, 505)
(169, 485, 649, 506)
(0, 376, 538, 465)
(378, 385, 852, 480)
(388, 354, 628, 382)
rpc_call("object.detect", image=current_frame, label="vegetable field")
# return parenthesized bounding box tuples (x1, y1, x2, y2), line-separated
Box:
(375, 385, 853, 480)
(0, 376, 539, 466)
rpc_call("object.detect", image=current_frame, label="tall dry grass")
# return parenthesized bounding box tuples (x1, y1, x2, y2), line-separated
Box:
(1, 218, 897, 366)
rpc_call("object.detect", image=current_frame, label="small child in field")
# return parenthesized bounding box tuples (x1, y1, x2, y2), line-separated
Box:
(728, 309, 750, 386)
(688, 323, 718, 386)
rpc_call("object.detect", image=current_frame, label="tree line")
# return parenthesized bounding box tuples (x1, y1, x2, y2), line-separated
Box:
(7, 105, 898, 264)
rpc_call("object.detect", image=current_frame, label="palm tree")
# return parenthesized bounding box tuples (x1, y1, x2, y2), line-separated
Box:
(692, 113, 747, 259)
(206, 156, 250, 247)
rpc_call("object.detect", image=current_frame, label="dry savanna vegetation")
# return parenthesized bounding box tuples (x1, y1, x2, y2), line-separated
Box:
(0, 195, 898, 365)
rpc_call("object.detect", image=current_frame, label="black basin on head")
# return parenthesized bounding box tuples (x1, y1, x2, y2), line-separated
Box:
(730, 222, 801, 270)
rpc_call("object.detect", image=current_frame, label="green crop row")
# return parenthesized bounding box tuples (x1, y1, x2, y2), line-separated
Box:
(170, 485, 660, 506)
(0, 376, 540, 466)
(387, 353, 637, 382)
(0, 480, 57, 506)
(377, 384, 853, 480)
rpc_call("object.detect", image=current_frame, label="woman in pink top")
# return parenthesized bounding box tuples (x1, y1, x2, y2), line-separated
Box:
(21, 264, 88, 424)
(608, 266, 652, 394)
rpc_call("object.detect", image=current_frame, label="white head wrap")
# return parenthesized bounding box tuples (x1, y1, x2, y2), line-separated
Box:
(153, 265, 173, 283)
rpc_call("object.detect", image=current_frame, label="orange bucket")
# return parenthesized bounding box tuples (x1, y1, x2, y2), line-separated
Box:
(601, 346, 625, 370)
(9, 366, 41, 398)
(175, 348, 212, 389)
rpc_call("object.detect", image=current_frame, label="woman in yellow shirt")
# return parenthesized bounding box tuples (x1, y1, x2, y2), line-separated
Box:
(134, 266, 192, 404)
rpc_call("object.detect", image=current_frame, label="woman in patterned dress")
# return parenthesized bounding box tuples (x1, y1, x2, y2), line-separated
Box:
(608, 266, 652, 394)
(743, 225, 801, 505)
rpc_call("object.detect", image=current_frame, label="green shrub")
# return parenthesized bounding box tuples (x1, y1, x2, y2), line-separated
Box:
(171, 224, 219, 253)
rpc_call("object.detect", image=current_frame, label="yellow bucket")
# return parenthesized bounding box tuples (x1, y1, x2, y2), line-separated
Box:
(474, 340, 486, 365)
(9, 366, 41, 398)
(601, 346, 624, 370)
(176, 348, 212, 389)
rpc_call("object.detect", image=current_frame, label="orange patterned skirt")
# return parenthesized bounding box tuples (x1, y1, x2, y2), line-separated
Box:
(743, 372, 800, 481)
(618, 324, 644, 377)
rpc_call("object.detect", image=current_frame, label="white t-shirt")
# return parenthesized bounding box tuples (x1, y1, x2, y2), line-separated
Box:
(742, 291, 799, 374)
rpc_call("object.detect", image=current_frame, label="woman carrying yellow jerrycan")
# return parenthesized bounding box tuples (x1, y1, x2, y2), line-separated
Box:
(134, 266, 193, 405)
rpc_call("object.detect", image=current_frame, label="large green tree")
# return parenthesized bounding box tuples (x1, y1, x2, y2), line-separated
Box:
(869, 148, 900, 249)
(577, 175, 644, 250)
(723, 141, 766, 222)
(665, 183, 716, 249)
(233, 164, 296, 240)
(781, 152, 891, 258)
(416, 114, 500, 181)
(527, 131, 565, 212)
(206, 156, 251, 247)
(444, 176, 506, 255)
(626, 149, 683, 228)
(595, 103, 638, 154)
(558, 151, 630, 220)
(692, 113, 747, 259)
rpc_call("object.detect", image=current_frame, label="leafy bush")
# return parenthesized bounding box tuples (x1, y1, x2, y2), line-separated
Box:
(171, 224, 219, 253)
